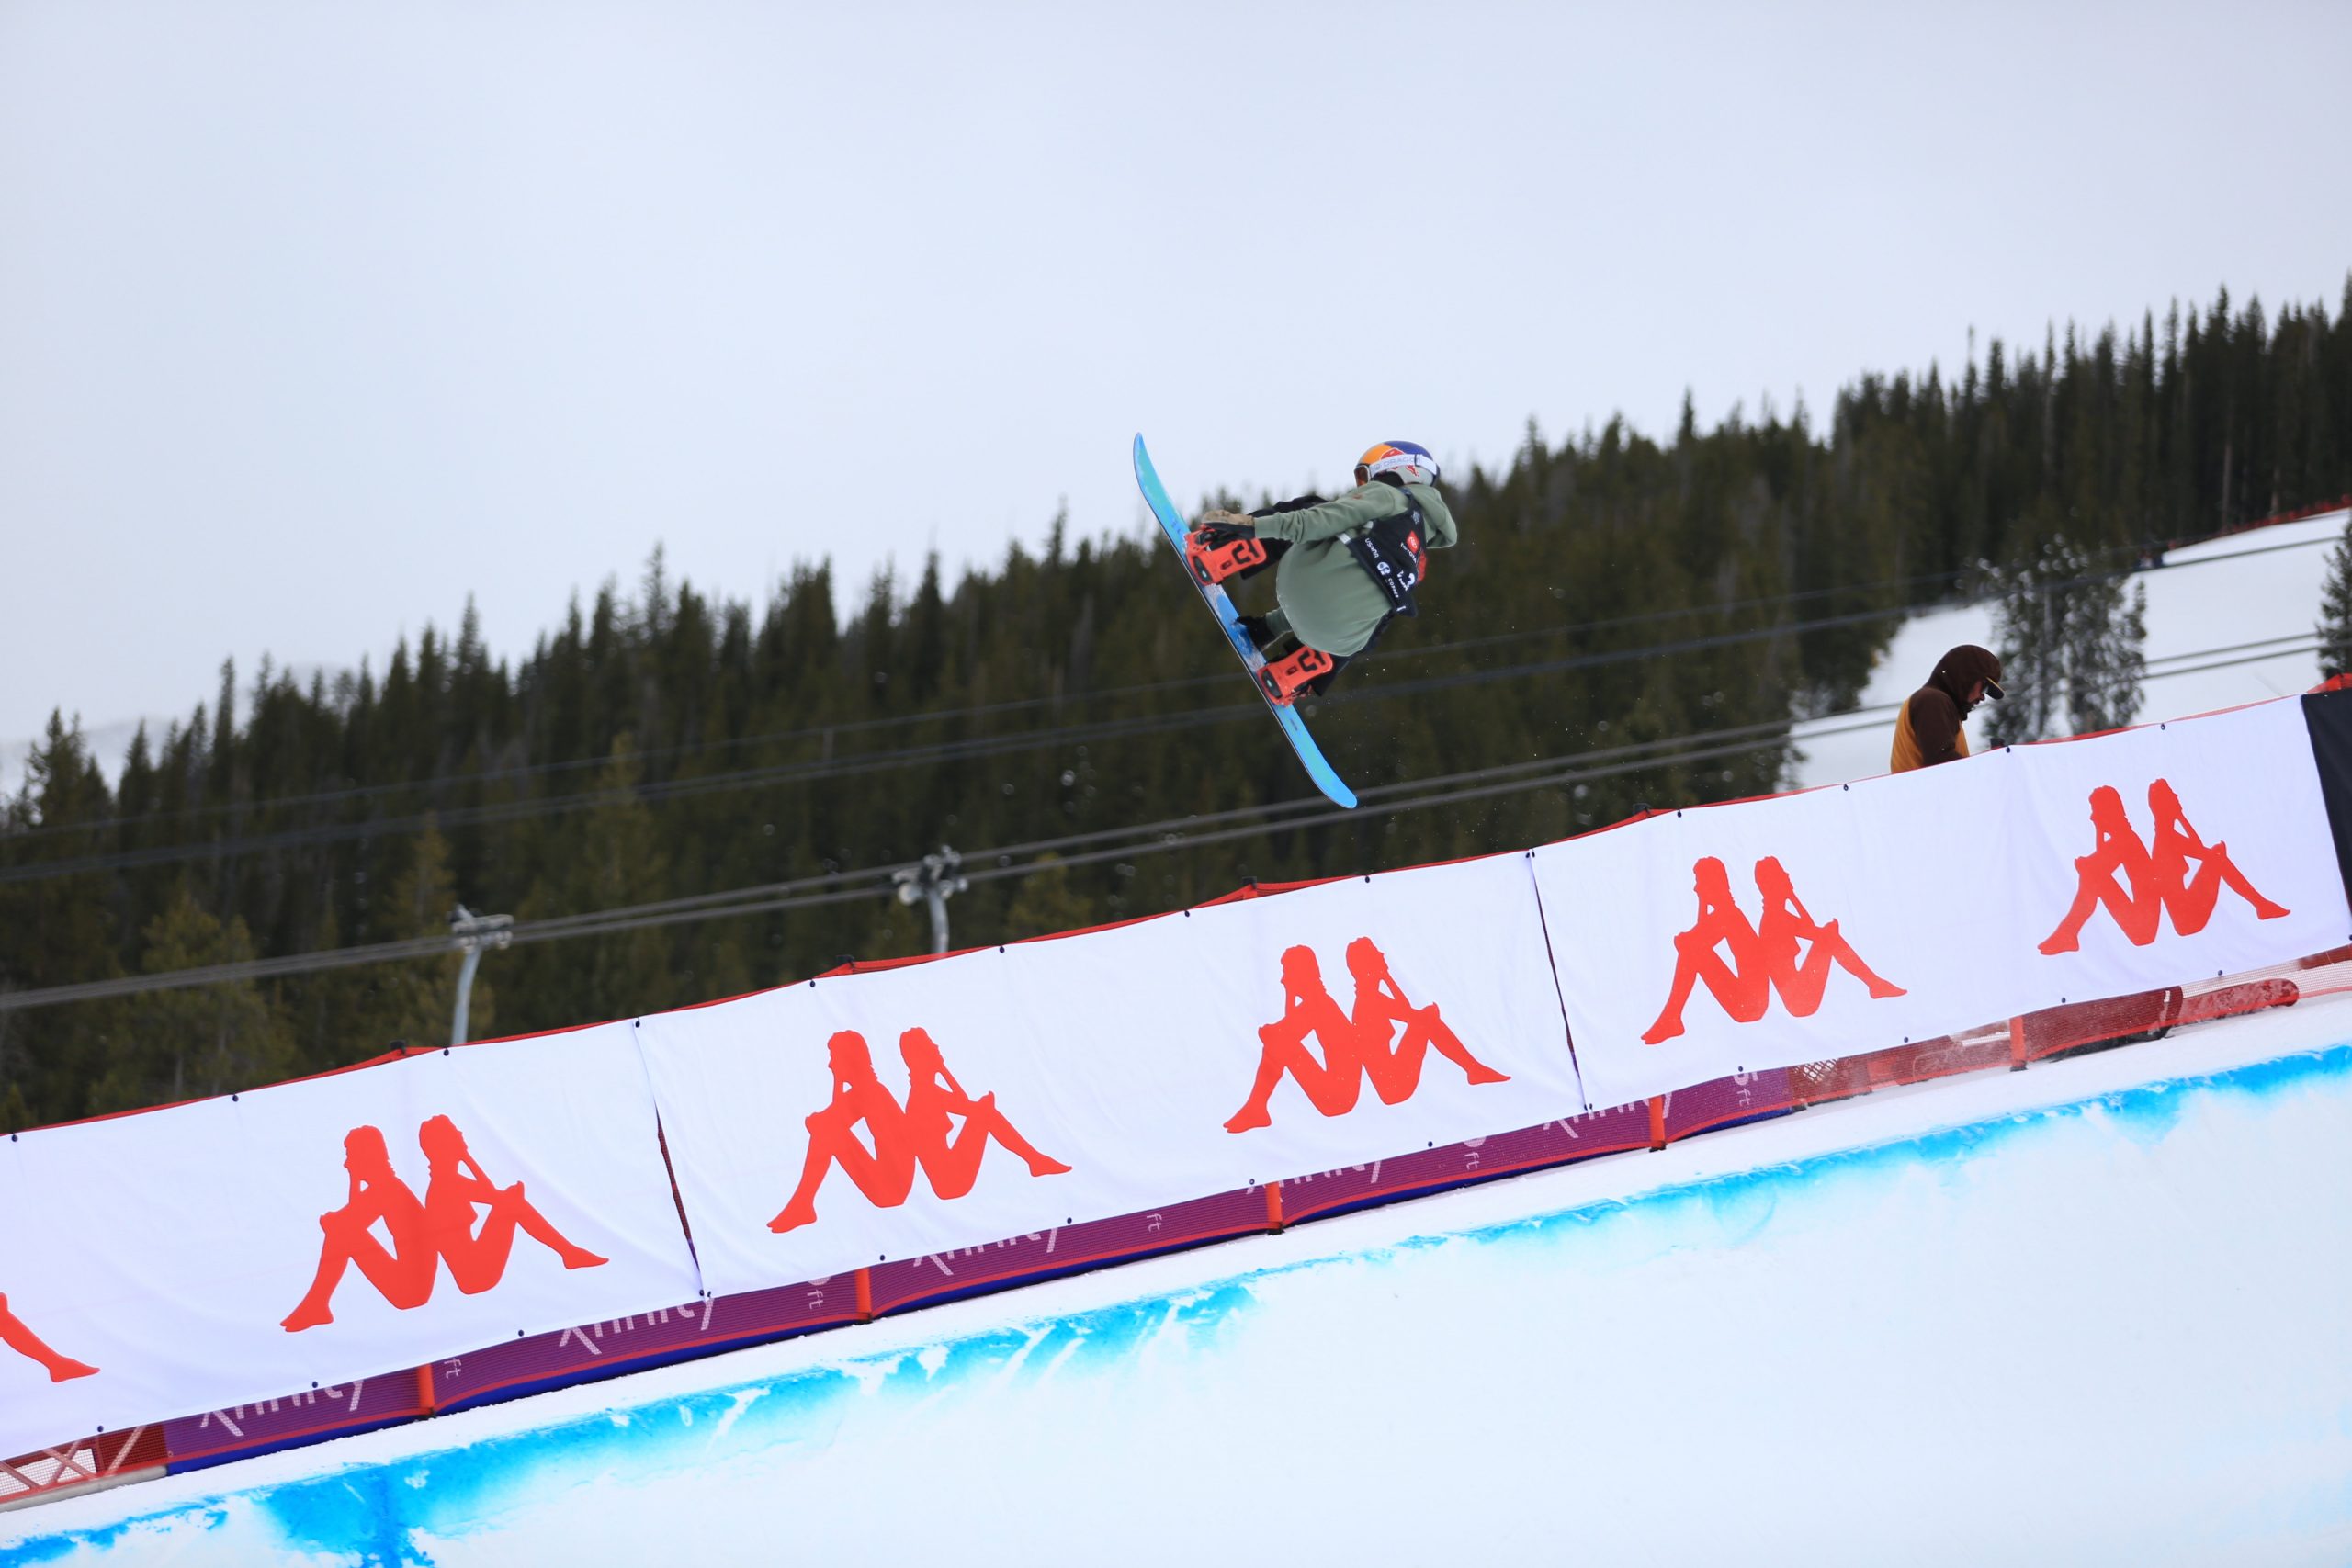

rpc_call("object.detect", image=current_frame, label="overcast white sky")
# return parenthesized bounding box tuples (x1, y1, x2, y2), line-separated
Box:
(5, 0, 2349, 761)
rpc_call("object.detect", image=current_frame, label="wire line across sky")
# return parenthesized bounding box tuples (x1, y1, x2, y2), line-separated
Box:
(0, 633, 2319, 1015)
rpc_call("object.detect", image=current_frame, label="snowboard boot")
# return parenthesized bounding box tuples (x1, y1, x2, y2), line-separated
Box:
(1185, 530, 1269, 587)
(1258, 644, 1337, 706)
(1303, 652, 1351, 698)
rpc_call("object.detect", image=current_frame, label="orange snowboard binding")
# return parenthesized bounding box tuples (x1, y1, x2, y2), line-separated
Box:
(1185, 531, 1268, 586)
(1257, 645, 1335, 706)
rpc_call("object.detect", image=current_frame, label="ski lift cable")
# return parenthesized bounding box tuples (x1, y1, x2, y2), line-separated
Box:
(0, 636, 2317, 1015)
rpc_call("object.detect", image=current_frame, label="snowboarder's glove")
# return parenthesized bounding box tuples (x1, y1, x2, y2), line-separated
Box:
(1193, 511, 1257, 549)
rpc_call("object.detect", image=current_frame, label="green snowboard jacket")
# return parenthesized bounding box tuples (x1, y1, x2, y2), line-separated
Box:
(1255, 480, 1458, 657)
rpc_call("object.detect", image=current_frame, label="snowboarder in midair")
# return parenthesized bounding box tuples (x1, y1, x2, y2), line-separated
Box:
(1186, 440, 1457, 702)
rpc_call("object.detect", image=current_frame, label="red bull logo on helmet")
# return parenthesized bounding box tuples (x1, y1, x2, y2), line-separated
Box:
(1355, 440, 1438, 487)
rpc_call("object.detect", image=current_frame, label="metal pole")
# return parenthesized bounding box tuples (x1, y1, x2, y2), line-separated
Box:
(447, 904, 514, 1046)
(451, 944, 484, 1046)
(922, 885, 949, 953)
(892, 847, 968, 955)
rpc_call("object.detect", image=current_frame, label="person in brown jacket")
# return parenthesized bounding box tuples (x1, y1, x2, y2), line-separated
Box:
(1890, 645, 2004, 773)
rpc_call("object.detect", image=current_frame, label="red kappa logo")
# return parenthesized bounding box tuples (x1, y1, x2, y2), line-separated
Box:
(1643, 856, 1905, 1044)
(2041, 780, 2290, 954)
(0, 1293, 96, 1382)
(1225, 938, 1507, 1134)
(283, 1116, 607, 1332)
(770, 1029, 1070, 1234)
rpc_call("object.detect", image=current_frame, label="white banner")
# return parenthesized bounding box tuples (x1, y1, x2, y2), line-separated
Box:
(4, 696, 2338, 1462)
(638, 852, 1587, 1296)
(0, 1023, 700, 1461)
(1537, 698, 2349, 1111)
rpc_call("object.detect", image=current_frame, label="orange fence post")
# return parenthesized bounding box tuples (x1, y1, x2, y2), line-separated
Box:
(1263, 1180, 1285, 1233)
(1647, 1096, 1667, 1150)
(2007, 1016, 2029, 1071)
(854, 1266, 874, 1323)
(413, 1362, 437, 1416)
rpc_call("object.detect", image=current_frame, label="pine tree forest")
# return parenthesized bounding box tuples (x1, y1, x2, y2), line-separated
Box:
(6, 283, 2350, 1131)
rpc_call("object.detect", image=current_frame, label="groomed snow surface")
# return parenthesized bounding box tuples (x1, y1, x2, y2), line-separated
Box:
(6, 990, 2351, 1566)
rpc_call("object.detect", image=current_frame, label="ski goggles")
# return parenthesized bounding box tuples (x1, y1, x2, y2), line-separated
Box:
(1353, 442, 1437, 487)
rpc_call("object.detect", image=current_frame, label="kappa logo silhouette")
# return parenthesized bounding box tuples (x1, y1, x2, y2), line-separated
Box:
(1225, 938, 1507, 1134)
(769, 1029, 1070, 1234)
(282, 1117, 607, 1332)
(1643, 856, 1905, 1044)
(0, 1293, 96, 1382)
(2041, 780, 2290, 954)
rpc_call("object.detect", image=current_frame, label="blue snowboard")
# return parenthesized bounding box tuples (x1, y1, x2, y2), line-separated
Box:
(1131, 434, 1358, 809)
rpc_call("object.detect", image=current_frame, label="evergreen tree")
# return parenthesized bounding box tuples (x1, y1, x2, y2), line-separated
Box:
(344, 820, 488, 1052)
(854, 891, 927, 964)
(94, 891, 296, 1113)
(1984, 533, 2147, 744)
(1984, 542, 2064, 747)
(2067, 576, 2147, 735)
(0, 715, 121, 1119)
(1001, 854, 1096, 941)
(0, 1079, 31, 1137)
(2319, 515, 2352, 680)
(510, 737, 673, 1024)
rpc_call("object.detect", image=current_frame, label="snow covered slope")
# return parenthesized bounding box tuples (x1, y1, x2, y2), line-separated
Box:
(8, 990, 2351, 1567)
(1793, 509, 2346, 789)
